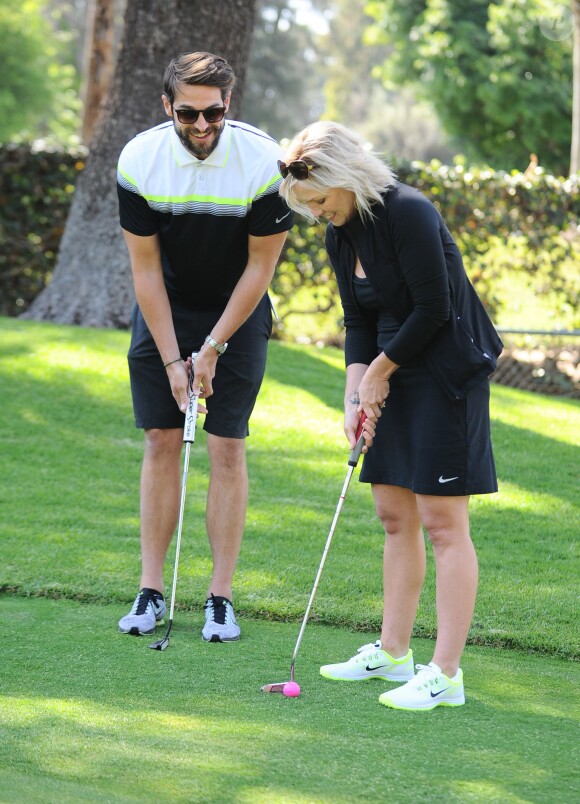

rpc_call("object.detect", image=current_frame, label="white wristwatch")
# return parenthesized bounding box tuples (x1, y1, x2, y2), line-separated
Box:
(205, 335, 228, 355)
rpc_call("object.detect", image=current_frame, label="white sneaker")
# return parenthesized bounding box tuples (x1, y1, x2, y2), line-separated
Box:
(202, 594, 241, 642)
(379, 662, 465, 711)
(320, 641, 414, 682)
(118, 588, 166, 635)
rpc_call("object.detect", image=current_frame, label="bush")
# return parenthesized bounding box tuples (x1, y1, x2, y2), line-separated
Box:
(0, 143, 85, 316)
(397, 160, 580, 329)
(2, 144, 579, 334)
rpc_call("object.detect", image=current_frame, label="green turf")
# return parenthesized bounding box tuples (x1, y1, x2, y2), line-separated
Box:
(0, 596, 578, 804)
(0, 317, 578, 657)
(0, 316, 578, 801)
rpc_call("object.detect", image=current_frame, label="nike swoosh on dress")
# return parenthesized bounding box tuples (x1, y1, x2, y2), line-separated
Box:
(438, 475, 459, 483)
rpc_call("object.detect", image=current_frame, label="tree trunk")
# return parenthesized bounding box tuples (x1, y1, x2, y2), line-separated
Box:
(571, 0, 580, 174)
(24, 0, 256, 328)
(81, 0, 127, 147)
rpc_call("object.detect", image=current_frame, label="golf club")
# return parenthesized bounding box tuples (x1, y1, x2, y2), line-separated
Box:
(149, 352, 199, 651)
(261, 413, 368, 696)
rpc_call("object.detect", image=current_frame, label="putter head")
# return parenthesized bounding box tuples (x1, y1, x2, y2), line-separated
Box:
(148, 636, 169, 651)
(260, 681, 289, 694)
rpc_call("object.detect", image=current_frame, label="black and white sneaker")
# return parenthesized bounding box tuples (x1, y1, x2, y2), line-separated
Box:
(118, 588, 166, 635)
(202, 594, 240, 642)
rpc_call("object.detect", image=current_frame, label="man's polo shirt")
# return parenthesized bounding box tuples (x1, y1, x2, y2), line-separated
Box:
(117, 120, 293, 309)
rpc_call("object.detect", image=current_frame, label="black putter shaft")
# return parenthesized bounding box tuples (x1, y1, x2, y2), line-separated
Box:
(261, 413, 367, 692)
(149, 353, 199, 651)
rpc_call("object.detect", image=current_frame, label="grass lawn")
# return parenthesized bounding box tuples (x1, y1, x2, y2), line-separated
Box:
(1, 596, 578, 803)
(0, 316, 578, 802)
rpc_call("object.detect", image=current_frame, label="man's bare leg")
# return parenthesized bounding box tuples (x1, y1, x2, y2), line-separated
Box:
(139, 428, 184, 593)
(205, 433, 248, 600)
(118, 427, 183, 634)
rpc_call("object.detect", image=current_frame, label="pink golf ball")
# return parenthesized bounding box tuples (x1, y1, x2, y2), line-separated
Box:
(283, 681, 301, 697)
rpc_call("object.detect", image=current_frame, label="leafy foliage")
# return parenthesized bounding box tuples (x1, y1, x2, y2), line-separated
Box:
(271, 218, 344, 343)
(395, 159, 580, 329)
(243, 0, 325, 140)
(0, 144, 85, 315)
(2, 144, 579, 332)
(0, 0, 82, 145)
(366, 0, 573, 175)
(273, 158, 580, 337)
(321, 0, 455, 163)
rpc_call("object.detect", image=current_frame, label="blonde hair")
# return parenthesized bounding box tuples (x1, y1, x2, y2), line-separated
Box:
(279, 121, 396, 222)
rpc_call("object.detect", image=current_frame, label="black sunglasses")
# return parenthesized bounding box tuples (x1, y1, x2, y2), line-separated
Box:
(278, 159, 314, 180)
(172, 105, 226, 125)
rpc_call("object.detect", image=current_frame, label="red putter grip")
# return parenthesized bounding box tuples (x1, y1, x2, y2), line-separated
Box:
(348, 413, 367, 467)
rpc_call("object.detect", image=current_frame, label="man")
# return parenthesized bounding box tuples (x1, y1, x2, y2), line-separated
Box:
(116, 52, 292, 642)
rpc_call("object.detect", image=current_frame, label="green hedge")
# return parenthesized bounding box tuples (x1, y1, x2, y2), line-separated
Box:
(272, 160, 580, 339)
(0, 144, 85, 317)
(1, 144, 578, 332)
(398, 161, 580, 328)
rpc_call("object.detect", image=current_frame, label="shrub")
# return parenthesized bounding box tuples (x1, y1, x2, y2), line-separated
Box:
(397, 160, 580, 328)
(2, 145, 578, 334)
(0, 143, 85, 316)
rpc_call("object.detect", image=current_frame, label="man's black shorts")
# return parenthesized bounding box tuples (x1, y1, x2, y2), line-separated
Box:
(127, 295, 272, 438)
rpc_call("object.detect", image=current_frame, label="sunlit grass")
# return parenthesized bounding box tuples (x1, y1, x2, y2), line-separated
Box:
(490, 383, 579, 445)
(0, 597, 577, 803)
(0, 313, 578, 800)
(0, 316, 578, 661)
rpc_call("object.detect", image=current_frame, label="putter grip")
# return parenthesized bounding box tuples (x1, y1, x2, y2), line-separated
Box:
(183, 352, 198, 443)
(348, 413, 367, 467)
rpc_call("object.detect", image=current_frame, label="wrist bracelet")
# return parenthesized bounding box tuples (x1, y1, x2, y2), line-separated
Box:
(204, 335, 228, 356)
(163, 357, 182, 368)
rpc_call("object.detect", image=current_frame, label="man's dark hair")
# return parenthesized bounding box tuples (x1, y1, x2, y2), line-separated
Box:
(163, 52, 236, 104)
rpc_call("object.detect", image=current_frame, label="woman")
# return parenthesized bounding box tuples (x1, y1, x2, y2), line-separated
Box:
(278, 122, 502, 711)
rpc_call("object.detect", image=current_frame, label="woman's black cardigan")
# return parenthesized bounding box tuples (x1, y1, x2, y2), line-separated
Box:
(325, 182, 503, 400)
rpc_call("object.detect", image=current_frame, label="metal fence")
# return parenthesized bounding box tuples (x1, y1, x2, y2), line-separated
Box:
(492, 329, 580, 398)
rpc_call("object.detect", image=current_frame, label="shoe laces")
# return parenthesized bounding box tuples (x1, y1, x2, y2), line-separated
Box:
(413, 663, 442, 689)
(355, 641, 382, 664)
(132, 589, 160, 616)
(205, 594, 232, 625)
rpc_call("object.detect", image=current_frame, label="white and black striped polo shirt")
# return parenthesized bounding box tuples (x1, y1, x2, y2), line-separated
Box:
(117, 120, 293, 309)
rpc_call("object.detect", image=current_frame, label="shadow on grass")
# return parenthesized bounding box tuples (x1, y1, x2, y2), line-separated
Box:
(0, 597, 578, 803)
(0, 320, 578, 658)
(491, 419, 578, 506)
(266, 339, 345, 412)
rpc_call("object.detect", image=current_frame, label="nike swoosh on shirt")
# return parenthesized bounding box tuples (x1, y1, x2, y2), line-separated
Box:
(276, 212, 291, 223)
(438, 475, 459, 483)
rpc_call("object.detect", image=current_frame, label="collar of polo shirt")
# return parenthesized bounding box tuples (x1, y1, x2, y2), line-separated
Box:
(170, 121, 231, 169)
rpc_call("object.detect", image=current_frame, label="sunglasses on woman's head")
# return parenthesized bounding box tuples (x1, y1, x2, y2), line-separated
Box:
(278, 159, 314, 180)
(172, 105, 226, 125)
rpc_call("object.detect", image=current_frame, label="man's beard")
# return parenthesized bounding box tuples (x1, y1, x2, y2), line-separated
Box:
(175, 121, 225, 159)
